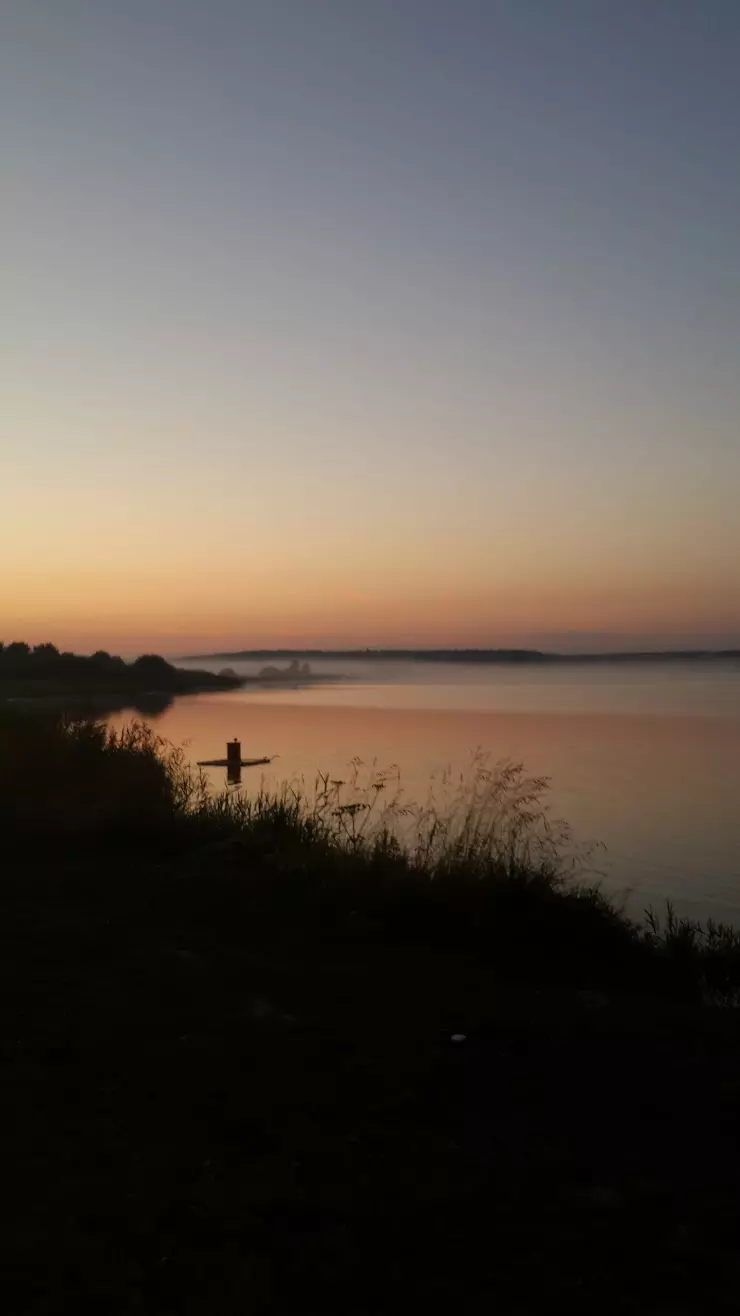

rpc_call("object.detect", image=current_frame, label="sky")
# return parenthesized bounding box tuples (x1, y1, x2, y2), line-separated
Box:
(2, 0, 740, 654)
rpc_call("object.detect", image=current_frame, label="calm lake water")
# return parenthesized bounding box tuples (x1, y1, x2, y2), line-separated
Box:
(112, 658, 740, 922)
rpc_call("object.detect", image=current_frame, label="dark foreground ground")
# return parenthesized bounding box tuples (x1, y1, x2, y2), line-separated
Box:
(4, 855, 740, 1315)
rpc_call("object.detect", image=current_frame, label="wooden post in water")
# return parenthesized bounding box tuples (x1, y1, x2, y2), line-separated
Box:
(226, 738, 242, 786)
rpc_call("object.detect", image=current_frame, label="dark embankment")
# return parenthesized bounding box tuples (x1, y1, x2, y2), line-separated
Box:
(3, 711, 740, 1313)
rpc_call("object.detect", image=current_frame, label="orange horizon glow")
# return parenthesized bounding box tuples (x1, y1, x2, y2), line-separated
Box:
(3, 481, 739, 655)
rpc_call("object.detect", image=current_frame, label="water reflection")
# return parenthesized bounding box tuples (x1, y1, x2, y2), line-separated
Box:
(108, 664, 740, 922)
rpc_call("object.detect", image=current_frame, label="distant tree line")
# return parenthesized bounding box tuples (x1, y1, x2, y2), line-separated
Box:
(199, 647, 740, 665)
(0, 643, 239, 693)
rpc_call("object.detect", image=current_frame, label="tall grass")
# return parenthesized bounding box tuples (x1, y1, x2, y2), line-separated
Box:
(189, 751, 592, 880)
(644, 905, 740, 1006)
(0, 712, 593, 884)
(2, 710, 739, 1003)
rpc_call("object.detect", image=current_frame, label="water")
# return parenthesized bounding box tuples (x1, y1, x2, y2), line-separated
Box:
(111, 658, 740, 922)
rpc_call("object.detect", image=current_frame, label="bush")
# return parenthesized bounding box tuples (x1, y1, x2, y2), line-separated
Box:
(0, 711, 202, 841)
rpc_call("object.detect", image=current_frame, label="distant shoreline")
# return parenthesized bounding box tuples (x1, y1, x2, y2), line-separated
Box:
(181, 647, 740, 665)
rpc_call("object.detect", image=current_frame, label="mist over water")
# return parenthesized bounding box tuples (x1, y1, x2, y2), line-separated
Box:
(107, 657, 740, 923)
(185, 655, 740, 715)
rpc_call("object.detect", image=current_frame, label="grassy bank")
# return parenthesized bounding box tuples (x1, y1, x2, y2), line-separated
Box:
(3, 711, 740, 1312)
(3, 710, 738, 1003)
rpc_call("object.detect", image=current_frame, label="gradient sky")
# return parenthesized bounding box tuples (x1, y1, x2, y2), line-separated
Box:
(3, 0, 740, 654)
